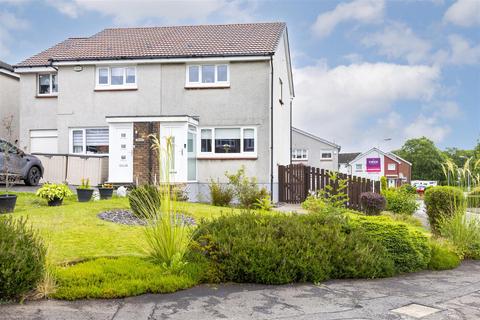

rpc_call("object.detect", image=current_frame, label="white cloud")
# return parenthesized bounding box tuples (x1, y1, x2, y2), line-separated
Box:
(46, 0, 256, 25)
(404, 115, 451, 143)
(444, 0, 480, 27)
(292, 62, 443, 151)
(362, 22, 431, 64)
(447, 34, 480, 65)
(0, 10, 28, 60)
(311, 0, 384, 38)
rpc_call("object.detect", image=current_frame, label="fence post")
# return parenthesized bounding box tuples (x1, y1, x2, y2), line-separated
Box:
(278, 165, 285, 202)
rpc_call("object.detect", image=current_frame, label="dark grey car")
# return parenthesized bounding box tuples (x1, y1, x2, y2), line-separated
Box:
(0, 139, 43, 186)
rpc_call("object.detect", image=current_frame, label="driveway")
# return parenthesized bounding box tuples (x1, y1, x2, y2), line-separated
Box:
(1, 261, 480, 320)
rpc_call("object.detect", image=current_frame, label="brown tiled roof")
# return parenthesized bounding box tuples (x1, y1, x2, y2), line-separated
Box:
(17, 22, 286, 67)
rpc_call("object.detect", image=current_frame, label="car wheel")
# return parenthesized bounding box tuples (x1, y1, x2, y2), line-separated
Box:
(25, 166, 41, 186)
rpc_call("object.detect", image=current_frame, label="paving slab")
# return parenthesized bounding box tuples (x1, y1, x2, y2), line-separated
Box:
(1, 261, 479, 320)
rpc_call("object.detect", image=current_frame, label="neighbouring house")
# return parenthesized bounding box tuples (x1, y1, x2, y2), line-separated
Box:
(291, 127, 340, 171)
(14, 22, 294, 201)
(338, 152, 361, 174)
(0, 61, 20, 143)
(339, 147, 411, 187)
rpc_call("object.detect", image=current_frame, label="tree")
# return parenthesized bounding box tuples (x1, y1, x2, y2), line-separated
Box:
(393, 137, 446, 182)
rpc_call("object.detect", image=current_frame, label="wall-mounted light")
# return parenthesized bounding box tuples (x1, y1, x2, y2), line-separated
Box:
(73, 65, 83, 72)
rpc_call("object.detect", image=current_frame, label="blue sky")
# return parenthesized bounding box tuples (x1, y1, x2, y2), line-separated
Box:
(0, 0, 478, 152)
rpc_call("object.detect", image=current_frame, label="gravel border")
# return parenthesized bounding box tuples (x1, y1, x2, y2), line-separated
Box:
(97, 209, 196, 226)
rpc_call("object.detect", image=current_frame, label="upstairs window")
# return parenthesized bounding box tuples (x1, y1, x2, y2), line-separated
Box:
(96, 66, 136, 89)
(292, 149, 308, 160)
(355, 163, 363, 172)
(186, 64, 229, 87)
(388, 163, 396, 170)
(321, 151, 332, 160)
(38, 73, 58, 96)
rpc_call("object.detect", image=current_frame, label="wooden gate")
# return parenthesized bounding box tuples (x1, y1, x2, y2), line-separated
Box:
(278, 164, 381, 209)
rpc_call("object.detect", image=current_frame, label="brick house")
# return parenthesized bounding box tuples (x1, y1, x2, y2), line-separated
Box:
(14, 22, 294, 201)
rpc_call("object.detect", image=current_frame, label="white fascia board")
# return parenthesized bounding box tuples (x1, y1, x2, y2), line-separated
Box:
(0, 68, 20, 78)
(14, 66, 57, 73)
(52, 55, 271, 66)
(106, 116, 199, 125)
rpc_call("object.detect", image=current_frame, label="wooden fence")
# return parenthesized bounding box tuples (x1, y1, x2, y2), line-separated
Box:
(278, 164, 380, 210)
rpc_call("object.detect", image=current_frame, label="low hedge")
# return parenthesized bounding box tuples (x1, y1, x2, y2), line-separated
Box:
(427, 239, 461, 270)
(383, 189, 418, 215)
(424, 186, 465, 233)
(193, 211, 431, 285)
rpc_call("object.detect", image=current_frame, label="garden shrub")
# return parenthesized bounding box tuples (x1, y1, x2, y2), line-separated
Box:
(427, 239, 461, 270)
(399, 184, 417, 195)
(380, 176, 387, 191)
(225, 167, 269, 209)
(192, 212, 422, 285)
(437, 211, 480, 259)
(209, 180, 234, 207)
(382, 188, 418, 215)
(382, 212, 423, 229)
(348, 215, 431, 273)
(360, 192, 386, 215)
(424, 186, 465, 233)
(0, 217, 46, 300)
(128, 185, 161, 219)
(467, 187, 480, 208)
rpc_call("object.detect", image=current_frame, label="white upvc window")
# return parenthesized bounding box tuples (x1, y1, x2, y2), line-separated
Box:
(37, 73, 58, 96)
(70, 127, 109, 155)
(186, 64, 229, 87)
(355, 163, 363, 172)
(95, 66, 136, 89)
(292, 149, 308, 160)
(388, 163, 396, 170)
(321, 151, 333, 160)
(199, 127, 256, 158)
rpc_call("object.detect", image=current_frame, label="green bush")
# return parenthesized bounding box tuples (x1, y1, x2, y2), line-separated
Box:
(225, 167, 269, 209)
(36, 183, 73, 202)
(381, 212, 423, 228)
(128, 185, 161, 219)
(348, 214, 431, 273)
(383, 188, 418, 215)
(53, 256, 200, 300)
(428, 239, 461, 270)
(424, 186, 465, 233)
(399, 184, 417, 195)
(380, 176, 387, 191)
(193, 212, 427, 285)
(209, 180, 234, 207)
(467, 187, 480, 208)
(0, 217, 46, 300)
(360, 192, 386, 215)
(437, 211, 480, 259)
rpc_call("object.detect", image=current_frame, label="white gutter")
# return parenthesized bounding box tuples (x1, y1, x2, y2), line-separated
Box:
(0, 68, 20, 78)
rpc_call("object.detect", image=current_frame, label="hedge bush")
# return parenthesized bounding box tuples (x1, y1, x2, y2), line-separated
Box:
(427, 239, 461, 270)
(0, 217, 46, 300)
(424, 186, 465, 234)
(399, 184, 417, 195)
(193, 211, 430, 285)
(360, 192, 386, 215)
(383, 189, 418, 215)
(209, 180, 234, 207)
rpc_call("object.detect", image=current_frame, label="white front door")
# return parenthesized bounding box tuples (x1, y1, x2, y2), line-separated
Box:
(108, 123, 133, 183)
(159, 124, 187, 182)
(388, 178, 396, 188)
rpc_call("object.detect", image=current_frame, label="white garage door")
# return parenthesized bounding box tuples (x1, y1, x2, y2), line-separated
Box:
(30, 130, 58, 154)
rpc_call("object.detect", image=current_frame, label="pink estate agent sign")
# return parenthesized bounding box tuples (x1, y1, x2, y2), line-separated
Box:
(366, 157, 381, 172)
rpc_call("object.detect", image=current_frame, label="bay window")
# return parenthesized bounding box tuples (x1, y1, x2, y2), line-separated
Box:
(70, 128, 109, 155)
(200, 127, 256, 156)
(186, 64, 229, 87)
(96, 66, 136, 89)
(38, 73, 58, 95)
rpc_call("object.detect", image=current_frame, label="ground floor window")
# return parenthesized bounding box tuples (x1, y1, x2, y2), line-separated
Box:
(70, 127, 109, 155)
(200, 127, 256, 156)
(292, 149, 308, 160)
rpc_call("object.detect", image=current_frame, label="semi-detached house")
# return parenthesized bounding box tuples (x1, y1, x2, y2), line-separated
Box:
(14, 22, 294, 201)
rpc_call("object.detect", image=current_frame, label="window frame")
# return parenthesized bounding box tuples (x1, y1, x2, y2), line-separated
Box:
(69, 127, 109, 156)
(292, 148, 308, 161)
(95, 66, 137, 90)
(355, 163, 363, 172)
(198, 126, 256, 158)
(185, 63, 230, 88)
(37, 73, 58, 96)
(388, 163, 397, 171)
(320, 150, 333, 160)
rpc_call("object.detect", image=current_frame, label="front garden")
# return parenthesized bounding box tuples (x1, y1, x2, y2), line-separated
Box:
(1, 146, 479, 302)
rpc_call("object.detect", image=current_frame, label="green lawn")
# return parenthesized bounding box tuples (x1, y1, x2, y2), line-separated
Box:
(9, 192, 238, 264)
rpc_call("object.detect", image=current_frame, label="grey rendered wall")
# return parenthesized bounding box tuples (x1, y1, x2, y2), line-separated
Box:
(292, 130, 339, 171)
(18, 73, 57, 151)
(0, 73, 20, 144)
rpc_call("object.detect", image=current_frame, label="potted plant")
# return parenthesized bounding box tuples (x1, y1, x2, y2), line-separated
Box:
(98, 183, 114, 200)
(77, 178, 94, 202)
(36, 183, 73, 206)
(0, 115, 19, 213)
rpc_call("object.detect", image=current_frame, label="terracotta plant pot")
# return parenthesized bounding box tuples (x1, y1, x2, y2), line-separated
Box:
(98, 187, 114, 200)
(77, 188, 94, 202)
(0, 194, 17, 213)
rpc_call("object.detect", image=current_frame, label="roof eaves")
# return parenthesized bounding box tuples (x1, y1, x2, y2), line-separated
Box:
(292, 127, 340, 149)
